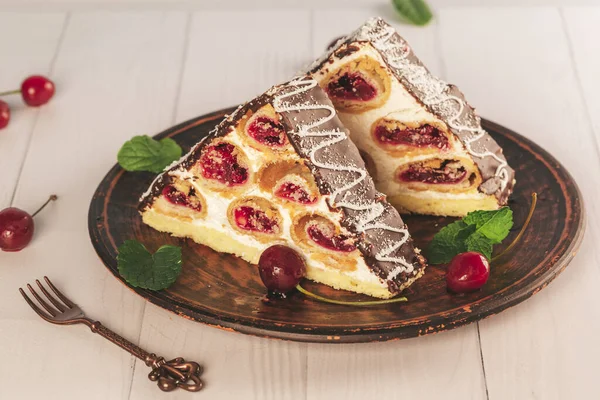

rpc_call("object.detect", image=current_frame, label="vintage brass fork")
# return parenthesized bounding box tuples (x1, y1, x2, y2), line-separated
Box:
(19, 276, 203, 392)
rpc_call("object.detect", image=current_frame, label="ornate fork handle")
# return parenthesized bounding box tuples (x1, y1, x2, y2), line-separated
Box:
(89, 321, 203, 392)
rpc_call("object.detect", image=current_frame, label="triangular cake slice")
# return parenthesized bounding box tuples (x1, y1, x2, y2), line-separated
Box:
(139, 76, 426, 299)
(309, 18, 515, 217)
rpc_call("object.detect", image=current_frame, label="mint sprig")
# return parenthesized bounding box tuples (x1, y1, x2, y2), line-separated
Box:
(117, 135, 182, 174)
(392, 0, 433, 26)
(117, 240, 182, 290)
(427, 207, 514, 264)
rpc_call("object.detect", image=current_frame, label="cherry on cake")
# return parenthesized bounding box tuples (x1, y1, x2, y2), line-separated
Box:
(309, 18, 515, 217)
(139, 76, 426, 299)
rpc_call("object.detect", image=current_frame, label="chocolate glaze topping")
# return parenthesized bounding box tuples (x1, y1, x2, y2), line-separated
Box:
(139, 76, 426, 294)
(273, 76, 426, 292)
(309, 17, 515, 204)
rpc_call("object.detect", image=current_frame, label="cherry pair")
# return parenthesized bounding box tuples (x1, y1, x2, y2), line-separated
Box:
(0, 75, 55, 130)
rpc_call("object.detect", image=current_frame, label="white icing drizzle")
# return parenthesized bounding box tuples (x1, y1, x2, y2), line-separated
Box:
(355, 18, 510, 192)
(273, 77, 414, 278)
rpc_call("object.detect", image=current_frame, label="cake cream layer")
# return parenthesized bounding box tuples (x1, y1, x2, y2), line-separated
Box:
(151, 136, 385, 290)
(309, 17, 515, 216)
(139, 76, 426, 299)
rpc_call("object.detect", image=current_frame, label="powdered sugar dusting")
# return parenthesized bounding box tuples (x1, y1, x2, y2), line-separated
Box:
(356, 17, 511, 192)
(273, 77, 414, 277)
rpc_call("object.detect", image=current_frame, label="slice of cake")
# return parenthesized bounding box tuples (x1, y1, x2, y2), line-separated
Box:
(309, 17, 515, 217)
(139, 76, 426, 299)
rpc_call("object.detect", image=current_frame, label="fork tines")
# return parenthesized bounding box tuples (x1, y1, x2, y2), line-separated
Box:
(19, 276, 80, 323)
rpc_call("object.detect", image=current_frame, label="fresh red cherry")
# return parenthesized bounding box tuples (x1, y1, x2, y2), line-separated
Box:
(21, 76, 55, 107)
(0, 100, 9, 129)
(258, 245, 306, 295)
(0, 208, 34, 251)
(446, 252, 490, 293)
(0, 75, 55, 107)
(0, 195, 57, 252)
(258, 245, 410, 306)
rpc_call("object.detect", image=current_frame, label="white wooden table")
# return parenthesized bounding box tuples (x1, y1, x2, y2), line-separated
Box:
(1, 1, 599, 399)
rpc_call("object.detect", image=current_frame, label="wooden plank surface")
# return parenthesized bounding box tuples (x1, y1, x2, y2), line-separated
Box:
(563, 7, 600, 148)
(0, 0, 599, 11)
(0, 11, 188, 399)
(0, 5, 598, 400)
(438, 6, 600, 399)
(0, 13, 66, 208)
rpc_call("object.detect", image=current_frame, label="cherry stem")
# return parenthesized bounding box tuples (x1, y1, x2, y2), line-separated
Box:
(0, 89, 21, 97)
(491, 192, 537, 262)
(31, 194, 58, 218)
(296, 283, 407, 306)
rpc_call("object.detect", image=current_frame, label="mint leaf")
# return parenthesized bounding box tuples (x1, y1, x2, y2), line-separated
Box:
(465, 232, 493, 261)
(392, 0, 433, 26)
(464, 207, 514, 244)
(117, 135, 182, 174)
(427, 207, 514, 264)
(117, 240, 182, 290)
(427, 220, 472, 264)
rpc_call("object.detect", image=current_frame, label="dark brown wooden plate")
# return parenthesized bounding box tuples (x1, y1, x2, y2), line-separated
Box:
(88, 107, 585, 343)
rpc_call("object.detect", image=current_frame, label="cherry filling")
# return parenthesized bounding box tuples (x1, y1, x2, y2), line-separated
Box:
(246, 117, 287, 147)
(162, 185, 202, 211)
(374, 124, 449, 149)
(234, 206, 278, 233)
(199, 143, 248, 186)
(306, 223, 356, 252)
(399, 161, 467, 184)
(274, 181, 317, 204)
(327, 73, 377, 101)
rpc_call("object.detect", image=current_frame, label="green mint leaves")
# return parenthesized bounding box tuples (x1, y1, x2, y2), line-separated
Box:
(427, 207, 513, 264)
(117, 135, 182, 174)
(392, 0, 433, 26)
(117, 240, 182, 291)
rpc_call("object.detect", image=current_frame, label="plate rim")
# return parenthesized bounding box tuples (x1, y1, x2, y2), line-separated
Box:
(88, 108, 586, 343)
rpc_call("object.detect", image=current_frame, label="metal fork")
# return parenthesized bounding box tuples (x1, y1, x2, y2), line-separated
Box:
(19, 276, 203, 392)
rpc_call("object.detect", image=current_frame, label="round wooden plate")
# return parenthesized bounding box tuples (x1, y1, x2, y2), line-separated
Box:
(88, 107, 585, 343)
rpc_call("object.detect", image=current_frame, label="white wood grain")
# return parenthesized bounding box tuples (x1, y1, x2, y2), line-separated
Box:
(0, 0, 598, 11)
(175, 10, 313, 123)
(307, 329, 486, 400)
(307, 9, 487, 400)
(129, 10, 311, 400)
(1, 5, 599, 400)
(562, 7, 600, 149)
(438, 7, 600, 399)
(0, 11, 188, 399)
(0, 13, 66, 208)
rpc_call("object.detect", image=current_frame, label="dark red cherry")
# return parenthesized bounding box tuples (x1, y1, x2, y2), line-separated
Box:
(199, 142, 248, 186)
(307, 223, 356, 252)
(21, 75, 55, 107)
(246, 116, 286, 147)
(274, 181, 317, 204)
(0, 208, 34, 251)
(327, 73, 377, 101)
(0, 100, 9, 129)
(446, 252, 490, 293)
(399, 162, 467, 184)
(234, 206, 278, 233)
(374, 124, 448, 149)
(162, 185, 202, 211)
(258, 245, 306, 294)
(0, 194, 57, 252)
